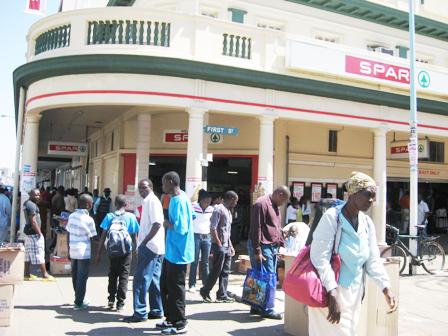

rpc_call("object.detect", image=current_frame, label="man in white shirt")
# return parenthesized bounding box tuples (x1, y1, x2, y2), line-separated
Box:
(417, 194, 430, 237)
(125, 179, 165, 323)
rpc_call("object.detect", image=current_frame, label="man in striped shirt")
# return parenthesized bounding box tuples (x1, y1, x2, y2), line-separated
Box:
(67, 194, 97, 310)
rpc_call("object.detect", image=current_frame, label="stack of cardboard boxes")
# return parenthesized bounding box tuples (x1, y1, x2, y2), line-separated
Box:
(49, 217, 71, 275)
(0, 245, 25, 327)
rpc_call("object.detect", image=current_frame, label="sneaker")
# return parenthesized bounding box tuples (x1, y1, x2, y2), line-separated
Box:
(199, 287, 212, 303)
(161, 326, 188, 335)
(108, 301, 115, 309)
(124, 315, 148, 323)
(156, 320, 173, 329)
(262, 311, 283, 320)
(187, 286, 196, 293)
(116, 305, 124, 313)
(24, 274, 39, 281)
(215, 297, 235, 303)
(74, 302, 89, 310)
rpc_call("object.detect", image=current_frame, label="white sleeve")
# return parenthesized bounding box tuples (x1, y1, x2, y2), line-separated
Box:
(424, 202, 430, 213)
(364, 215, 391, 290)
(149, 197, 164, 225)
(310, 208, 339, 292)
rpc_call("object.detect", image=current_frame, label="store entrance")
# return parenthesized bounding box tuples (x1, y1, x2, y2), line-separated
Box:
(148, 155, 254, 244)
(387, 181, 448, 234)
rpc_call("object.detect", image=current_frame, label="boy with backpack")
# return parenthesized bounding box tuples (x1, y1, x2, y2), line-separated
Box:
(94, 194, 139, 312)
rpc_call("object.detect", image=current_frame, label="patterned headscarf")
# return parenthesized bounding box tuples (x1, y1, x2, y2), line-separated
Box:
(345, 171, 377, 196)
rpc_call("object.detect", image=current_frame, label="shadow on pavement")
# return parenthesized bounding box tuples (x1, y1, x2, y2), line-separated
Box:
(65, 326, 160, 336)
(14, 304, 124, 324)
(229, 325, 286, 336)
(188, 308, 263, 323)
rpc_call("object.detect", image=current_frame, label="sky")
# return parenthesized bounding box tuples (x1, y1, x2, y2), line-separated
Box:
(0, 1, 60, 170)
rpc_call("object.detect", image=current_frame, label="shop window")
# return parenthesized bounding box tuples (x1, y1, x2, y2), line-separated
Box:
(228, 8, 247, 24)
(429, 141, 444, 163)
(328, 130, 338, 153)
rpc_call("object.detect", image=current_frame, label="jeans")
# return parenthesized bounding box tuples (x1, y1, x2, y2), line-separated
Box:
(188, 233, 212, 288)
(247, 240, 279, 314)
(202, 243, 232, 299)
(160, 259, 187, 327)
(108, 253, 132, 307)
(71, 259, 90, 305)
(132, 245, 164, 318)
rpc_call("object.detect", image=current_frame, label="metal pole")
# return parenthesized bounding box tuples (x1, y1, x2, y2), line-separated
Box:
(408, 0, 418, 273)
(10, 87, 26, 242)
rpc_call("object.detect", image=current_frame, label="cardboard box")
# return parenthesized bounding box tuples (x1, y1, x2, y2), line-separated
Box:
(0, 285, 14, 327)
(0, 246, 25, 285)
(237, 255, 251, 274)
(55, 232, 69, 258)
(50, 256, 71, 275)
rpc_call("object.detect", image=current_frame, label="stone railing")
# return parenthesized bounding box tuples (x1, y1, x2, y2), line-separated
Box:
(222, 34, 251, 59)
(87, 20, 170, 46)
(34, 24, 71, 55)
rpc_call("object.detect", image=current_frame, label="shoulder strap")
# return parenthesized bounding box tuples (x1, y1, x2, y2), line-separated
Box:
(333, 211, 343, 254)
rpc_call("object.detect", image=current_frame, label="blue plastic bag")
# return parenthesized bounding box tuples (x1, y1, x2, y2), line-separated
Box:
(241, 265, 276, 310)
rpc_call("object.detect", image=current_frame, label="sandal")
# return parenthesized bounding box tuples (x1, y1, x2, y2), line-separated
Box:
(42, 275, 56, 282)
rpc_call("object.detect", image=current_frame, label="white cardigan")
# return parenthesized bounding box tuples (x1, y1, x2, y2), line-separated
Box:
(310, 207, 390, 292)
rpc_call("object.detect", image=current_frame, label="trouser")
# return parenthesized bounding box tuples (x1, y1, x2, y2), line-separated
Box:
(160, 259, 187, 327)
(247, 240, 279, 314)
(71, 259, 90, 305)
(108, 253, 132, 307)
(132, 245, 163, 318)
(188, 233, 212, 288)
(202, 243, 232, 299)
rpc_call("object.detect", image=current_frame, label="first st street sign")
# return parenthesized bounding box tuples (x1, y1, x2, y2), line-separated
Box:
(203, 125, 239, 136)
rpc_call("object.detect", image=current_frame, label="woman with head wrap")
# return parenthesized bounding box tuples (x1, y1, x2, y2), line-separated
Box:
(308, 172, 398, 336)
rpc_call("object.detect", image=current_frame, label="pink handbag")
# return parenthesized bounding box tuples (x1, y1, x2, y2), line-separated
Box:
(283, 214, 342, 307)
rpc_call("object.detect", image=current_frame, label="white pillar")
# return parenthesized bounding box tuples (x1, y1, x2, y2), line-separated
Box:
(185, 108, 206, 198)
(258, 115, 276, 195)
(19, 113, 41, 237)
(372, 126, 388, 245)
(135, 113, 151, 184)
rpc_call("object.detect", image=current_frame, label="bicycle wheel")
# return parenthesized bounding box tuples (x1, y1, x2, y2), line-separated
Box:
(381, 245, 407, 274)
(421, 241, 445, 274)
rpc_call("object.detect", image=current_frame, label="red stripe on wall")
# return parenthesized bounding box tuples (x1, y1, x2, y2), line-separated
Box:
(25, 89, 448, 131)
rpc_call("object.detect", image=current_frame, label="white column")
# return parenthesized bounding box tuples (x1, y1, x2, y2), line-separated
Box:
(185, 108, 206, 198)
(258, 115, 276, 195)
(372, 126, 388, 245)
(19, 113, 41, 237)
(135, 113, 151, 184)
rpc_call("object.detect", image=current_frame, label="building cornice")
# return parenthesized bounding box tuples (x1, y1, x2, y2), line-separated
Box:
(287, 0, 448, 43)
(13, 54, 448, 118)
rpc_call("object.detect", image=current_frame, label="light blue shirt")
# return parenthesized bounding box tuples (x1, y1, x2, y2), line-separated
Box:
(165, 191, 194, 264)
(100, 210, 140, 251)
(338, 214, 370, 288)
(0, 194, 11, 229)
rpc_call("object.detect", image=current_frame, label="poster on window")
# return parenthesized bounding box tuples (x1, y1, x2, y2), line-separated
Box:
(292, 182, 305, 200)
(311, 183, 322, 203)
(326, 183, 338, 199)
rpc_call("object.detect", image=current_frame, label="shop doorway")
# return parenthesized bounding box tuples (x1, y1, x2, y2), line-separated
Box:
(148, 155, 255, 243)
(387, 181, 448, 234)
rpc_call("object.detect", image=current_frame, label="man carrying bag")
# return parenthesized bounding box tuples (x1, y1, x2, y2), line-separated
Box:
(246, 186, 290, 320)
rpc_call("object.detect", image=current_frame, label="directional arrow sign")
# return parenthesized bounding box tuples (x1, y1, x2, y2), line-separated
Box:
(203, 125, 239, 136)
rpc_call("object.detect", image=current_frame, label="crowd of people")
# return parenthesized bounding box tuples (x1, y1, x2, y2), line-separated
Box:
(18, 170, 399, 336)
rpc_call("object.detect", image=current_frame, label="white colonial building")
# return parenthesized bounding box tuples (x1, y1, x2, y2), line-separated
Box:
(14, 0, 448, 242)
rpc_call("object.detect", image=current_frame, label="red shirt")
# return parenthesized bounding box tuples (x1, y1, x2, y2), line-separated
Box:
(249, 194, 283, 255)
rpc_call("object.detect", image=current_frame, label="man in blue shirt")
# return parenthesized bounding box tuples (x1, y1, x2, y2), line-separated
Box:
(156, 171, 194, 335)
(94, 194, 139, 312)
